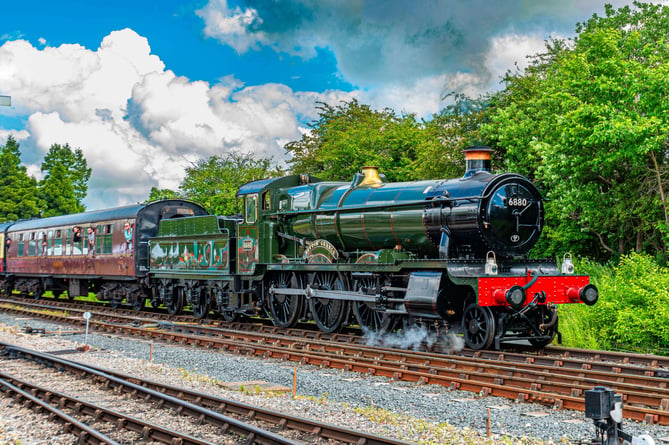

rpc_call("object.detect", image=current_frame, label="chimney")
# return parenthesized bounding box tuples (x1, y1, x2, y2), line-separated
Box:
(463, 146, 493, 177)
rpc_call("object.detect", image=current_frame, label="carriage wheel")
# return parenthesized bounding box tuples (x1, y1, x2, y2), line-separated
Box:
(351, 276, 395, 334)
(309, 272, 349, 334)
(166, 287, 184, 315)
(109, 290, 123, 308)
(131, 292, 146, 311)
(33, 280, 45, 300)
(192, 288, 211, 319)
(268, 272, 303, 328)
(462, 304, 496, 350)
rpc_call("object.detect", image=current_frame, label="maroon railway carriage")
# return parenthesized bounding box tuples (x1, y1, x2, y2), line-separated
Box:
(1, 200, 207, 308)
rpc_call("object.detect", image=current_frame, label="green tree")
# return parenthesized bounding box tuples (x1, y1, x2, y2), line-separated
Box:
(39, 143, 91, 216)
(0, 136, 41, 222)
(39, 164, 81, 217)
(286, 99, 433, 181)
(412, 94, 491, 179)
(41, 143, 91, 204)
(179, 152, 281, 215)
(483, 2, 669, 261)
(147, 187, 181, 202)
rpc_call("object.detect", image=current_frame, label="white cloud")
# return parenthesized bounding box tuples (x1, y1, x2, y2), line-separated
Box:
(196, 0, 601, 89)
(353, 32, 549, 119)
(0, 29, 351, 210)
(196, 0, 269, 53)
(0, 129, 30, 143)
(485, 33, 550, 83)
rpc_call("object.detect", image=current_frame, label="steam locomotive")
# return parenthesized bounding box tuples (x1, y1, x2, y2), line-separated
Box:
(0, 147, 598, 350)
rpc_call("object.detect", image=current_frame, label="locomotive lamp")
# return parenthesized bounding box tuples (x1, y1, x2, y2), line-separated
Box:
(561, 253, 575, 274)
(484, 251, 499, 275)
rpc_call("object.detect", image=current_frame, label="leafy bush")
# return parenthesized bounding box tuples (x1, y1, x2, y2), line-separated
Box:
(560, 253, 669, 354)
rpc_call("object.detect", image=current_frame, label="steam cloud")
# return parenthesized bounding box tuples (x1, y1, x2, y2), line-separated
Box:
(362, 324, 465, 354)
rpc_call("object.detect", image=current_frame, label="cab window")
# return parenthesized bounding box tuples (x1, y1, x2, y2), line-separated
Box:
(262, 190, 271, 211)
(245, 194, 257, 224)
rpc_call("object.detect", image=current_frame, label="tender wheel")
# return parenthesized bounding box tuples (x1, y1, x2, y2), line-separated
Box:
(192, 288, 211, 319)
(213, 285, 239, 322)
(166, 287, 184, 315)
(351, 276, 395, 334)
(462, 304, 496, 350)
(268, 272, 303, 328)
(309, 272, 349, 334)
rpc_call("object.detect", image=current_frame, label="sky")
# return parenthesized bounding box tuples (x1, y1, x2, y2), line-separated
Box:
(0, 0, 648, 210)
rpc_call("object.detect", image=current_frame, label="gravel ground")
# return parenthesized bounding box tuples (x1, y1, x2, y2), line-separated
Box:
(0, 313, 668, 445)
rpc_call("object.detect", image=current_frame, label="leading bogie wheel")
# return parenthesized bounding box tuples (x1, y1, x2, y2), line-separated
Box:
(462, 303, 496, 350)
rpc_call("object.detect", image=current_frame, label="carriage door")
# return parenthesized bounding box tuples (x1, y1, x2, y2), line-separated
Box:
(237, 193, 259, 275)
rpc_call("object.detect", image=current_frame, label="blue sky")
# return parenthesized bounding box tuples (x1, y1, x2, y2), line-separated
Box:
(1, 0, 352, 91)
(0, 0, 640, 210)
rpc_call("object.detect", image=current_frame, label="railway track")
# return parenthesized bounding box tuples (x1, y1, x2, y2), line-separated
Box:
(3, 297, 669, 426)
(0, 342, 414, 445)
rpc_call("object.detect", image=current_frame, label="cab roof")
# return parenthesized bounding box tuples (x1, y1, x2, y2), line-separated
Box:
(236, 174, 322, 197)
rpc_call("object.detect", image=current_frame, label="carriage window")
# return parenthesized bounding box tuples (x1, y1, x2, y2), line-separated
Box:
(102, 224, 113, 254)
(53, 230, 63, 255)
(95, 224, 113, 254)
(37, 231, 46, 256)
(28, 232, 36, 256)
(47, 231, 53, 255)
(17, 233, 24, 257)
(66, 229, 73, 254)
(245, 194, 258, 224)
